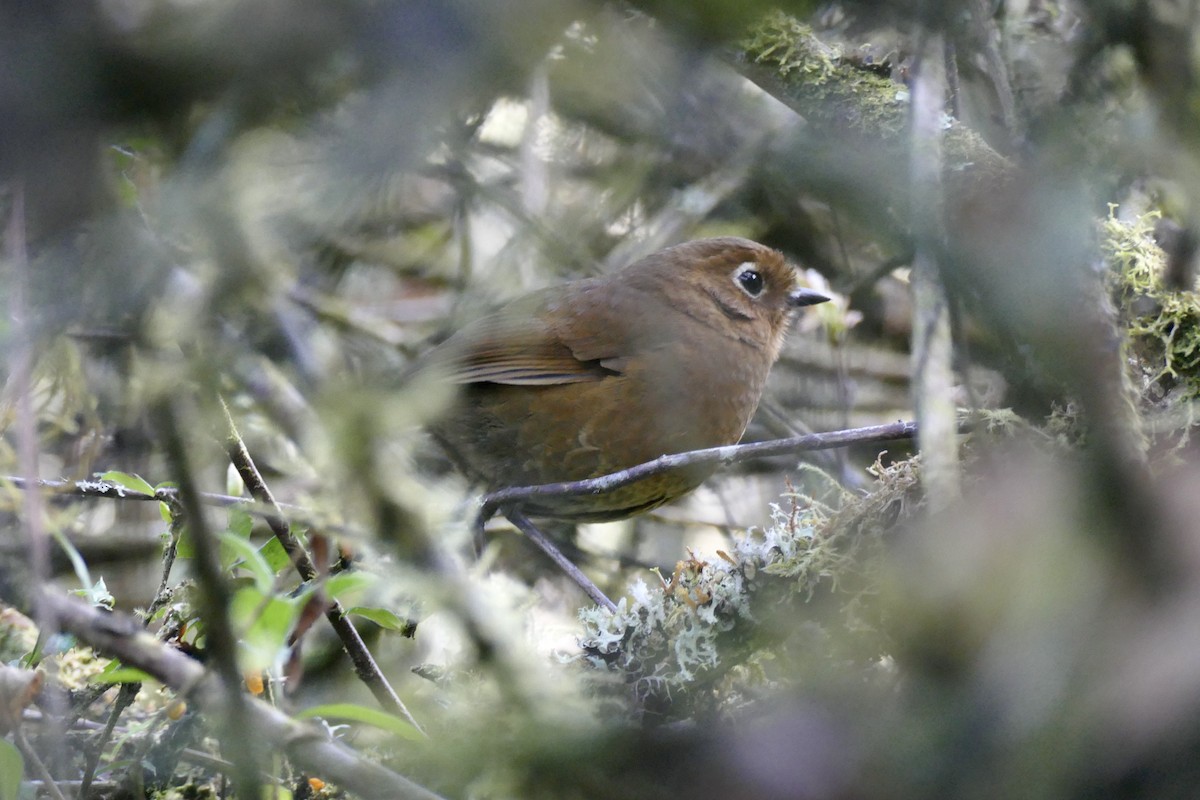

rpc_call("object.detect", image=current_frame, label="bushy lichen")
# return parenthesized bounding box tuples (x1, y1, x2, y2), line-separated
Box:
(1104, 209, 1200, 405)
(577, 459, 923, 720)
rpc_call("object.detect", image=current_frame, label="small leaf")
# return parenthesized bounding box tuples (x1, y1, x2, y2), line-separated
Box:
(99, 471, 155, 497)
(231, 587, 301, 672)
(156, 481, 178, 523)
(175, 528, 194, 559)
(0, 739, 23, 800)
(296, 702, 422, 741)
(227, 507, 253, 539)
(219, 533, 276, 593)
(48, 528, 92, 591)
(71, 578, 114, 610)
(346, 606, 417, 636)
(226, 463, 246, 498)
(325, 571, 374, 602)
(259, 538, 291, 573)
(91, 667, 155, 685)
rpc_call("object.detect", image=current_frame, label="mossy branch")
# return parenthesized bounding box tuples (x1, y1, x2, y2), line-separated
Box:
(733, 10, 1012, 198)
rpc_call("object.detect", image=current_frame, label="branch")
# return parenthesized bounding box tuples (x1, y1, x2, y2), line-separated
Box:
(908, 35, 961, 505)
(732, 12, 1013, 197)
(504, 510, 616, 611)
(26, 588, 445, 800)
(220, 400, 423, 734)
(153, 400, 261, 798)
(478, 419, 922, 523)
(0, 476, 361, 543)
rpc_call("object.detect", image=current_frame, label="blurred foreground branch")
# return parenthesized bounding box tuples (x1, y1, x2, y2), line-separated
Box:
(907, 35, 960, 505)
(0, 585, 445, 800)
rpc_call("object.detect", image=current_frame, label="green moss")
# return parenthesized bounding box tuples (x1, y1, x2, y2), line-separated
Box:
(738, 10, 1012, 190)
(739, 11, 909, 138)
(1104, 208, 1200, 403)
(740, 14, 836, 83)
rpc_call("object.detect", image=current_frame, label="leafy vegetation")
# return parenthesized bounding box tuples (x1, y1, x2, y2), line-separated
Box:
(3, 1, 1200, 798)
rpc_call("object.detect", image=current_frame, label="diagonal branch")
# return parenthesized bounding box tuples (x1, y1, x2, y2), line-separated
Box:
(504, 509, 616, 611)
(220, 400, 423, 734)
(22, 586, 445, 800)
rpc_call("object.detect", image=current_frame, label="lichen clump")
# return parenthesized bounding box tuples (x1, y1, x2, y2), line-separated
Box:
(578, 459, 920, 719)
(1105, 209, 1200, 404)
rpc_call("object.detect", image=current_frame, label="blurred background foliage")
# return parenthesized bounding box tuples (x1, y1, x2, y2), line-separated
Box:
(3, 0, 1200, 797)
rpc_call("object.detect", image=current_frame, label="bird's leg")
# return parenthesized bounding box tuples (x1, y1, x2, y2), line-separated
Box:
(502, 508, 617, 612)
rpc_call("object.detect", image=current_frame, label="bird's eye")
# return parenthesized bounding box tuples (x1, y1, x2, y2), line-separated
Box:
(733, 263, 765, 297)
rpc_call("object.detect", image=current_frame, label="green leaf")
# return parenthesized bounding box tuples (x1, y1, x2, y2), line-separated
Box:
(91, 666, 155, 685)
(227, 507, 253, 539)
(346, 606, 417, 635)
(0, 739, 23, 800)
(259, 537, 291, 573)
(49, 528, 92, 590)
(99, 471, 155, 497)
(230, 587, 300, 672)
(325, 571, 374, 603)
(296, 702, 422, 741)
(220, 510, 258, 573)
(219, 533, 276, 593)
(175, 527, 194, 559)
(226, 464, 246, 498)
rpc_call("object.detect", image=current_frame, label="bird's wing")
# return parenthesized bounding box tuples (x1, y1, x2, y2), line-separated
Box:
(433, 284, 634, 386)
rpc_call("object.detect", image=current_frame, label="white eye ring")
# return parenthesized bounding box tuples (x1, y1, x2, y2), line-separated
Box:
(732, 262, 765, 297)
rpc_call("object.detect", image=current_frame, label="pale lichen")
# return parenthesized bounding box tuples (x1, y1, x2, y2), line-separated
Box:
(1105, 209, 1200, 404)
(577, 459, 922, 719)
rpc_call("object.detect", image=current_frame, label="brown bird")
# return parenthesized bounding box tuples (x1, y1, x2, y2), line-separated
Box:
(424, 237, 828, 522)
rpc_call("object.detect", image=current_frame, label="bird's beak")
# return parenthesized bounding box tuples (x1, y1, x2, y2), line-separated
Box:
(787, 287, 831, 307)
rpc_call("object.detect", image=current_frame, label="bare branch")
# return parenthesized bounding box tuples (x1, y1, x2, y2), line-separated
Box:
(504, 510, 616, 611)
(478, 419, 922, 524)
(0, 476, 356, 539)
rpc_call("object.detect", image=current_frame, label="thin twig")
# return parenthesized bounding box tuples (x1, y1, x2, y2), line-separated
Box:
(14, 728, 68, 800)
(504, 510, 617, 611)
(219, 399, 423, 735)
(0, 475, 363, 545)
(478, 420, 923, 524)
(0, 475, 304, 514)
(78, 682, 140, 795)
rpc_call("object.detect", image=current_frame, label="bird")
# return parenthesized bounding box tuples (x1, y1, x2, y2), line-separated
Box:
(422, 236, 829, 522)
